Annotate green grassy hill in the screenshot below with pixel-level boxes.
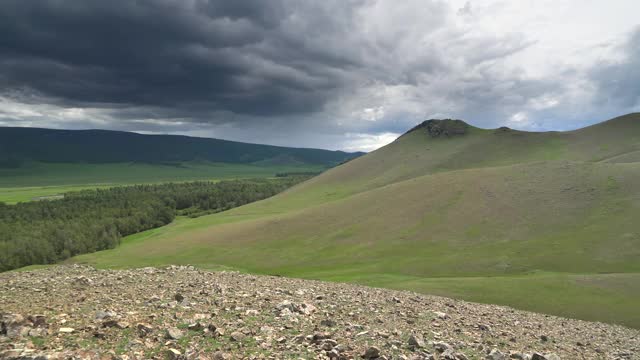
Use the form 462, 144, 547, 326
73, 113, 640, 328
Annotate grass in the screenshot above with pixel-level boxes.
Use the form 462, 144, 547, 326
72, 162, 640, 328
75, 221, 640, 327
59, 113, 640, 328
0, 184, 115, 204
0, 161, 324, 203
329, 272, 640, 329
29, 336, 47, 349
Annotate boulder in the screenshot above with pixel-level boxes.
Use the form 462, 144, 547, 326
1, 314, 28, 338
167, 348, 181, 360
487, 349, 506, 360
408, 334, 425, 349
165, 327, 184, 340
229, 331, 245, 342
212, 352, 228, 360
362, 346, 381, 359
136, 323, 153, 337
531, 354, 560, 360
433, 341, 452, 353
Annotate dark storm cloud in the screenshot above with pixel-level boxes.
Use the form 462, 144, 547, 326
0, 0, 357, 117
589, 28, 640, 109
0, 1, 637, 151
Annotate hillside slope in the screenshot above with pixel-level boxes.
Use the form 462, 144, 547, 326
0, 127, 362, 167
74, 113, 640, 328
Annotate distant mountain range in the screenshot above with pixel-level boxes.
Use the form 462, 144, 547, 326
0, 127, 363, 168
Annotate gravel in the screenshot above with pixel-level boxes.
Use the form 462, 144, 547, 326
1, 265, 638, 359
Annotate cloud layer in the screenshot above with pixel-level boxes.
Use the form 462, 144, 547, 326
0, 0, 638, 151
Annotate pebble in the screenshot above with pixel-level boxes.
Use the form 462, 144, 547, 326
0, 265, 635, 359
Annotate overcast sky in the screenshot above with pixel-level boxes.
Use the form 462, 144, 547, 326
0, 1, 638, 151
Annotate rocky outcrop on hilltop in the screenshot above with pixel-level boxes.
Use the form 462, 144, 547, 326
1, 266, 638, 359
404, 119, 469, 138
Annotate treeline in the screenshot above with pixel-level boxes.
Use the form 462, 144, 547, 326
275, 171, 321, 177
0, 176, 310, 271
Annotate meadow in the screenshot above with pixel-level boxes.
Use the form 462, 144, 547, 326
0, 161, 324, 203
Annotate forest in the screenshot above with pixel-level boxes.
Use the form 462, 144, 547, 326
0, 175, 310, 271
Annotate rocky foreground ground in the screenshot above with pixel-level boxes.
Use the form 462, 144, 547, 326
1, 266, 638, 360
